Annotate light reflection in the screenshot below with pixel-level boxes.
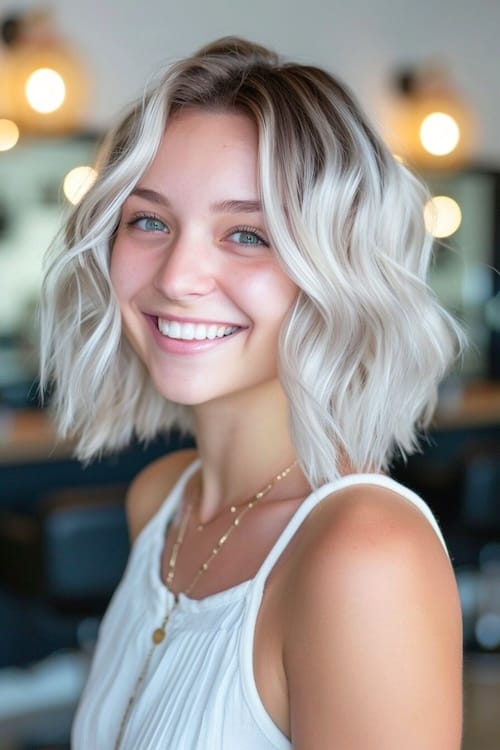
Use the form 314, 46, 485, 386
0, 119, 20, 151
25, 68, 66, 114
63, 165, 98, 205
424, 195, 462, 238
420, 112, 460, 156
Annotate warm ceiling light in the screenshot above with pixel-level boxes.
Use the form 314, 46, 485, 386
0, 10, 87, 133
387, 65, 472, 169
420, 112, 460, 156
63, 165, 98, 205
424, 195, 462, 238
25, 67, 66, 113
0, 118, 19, 150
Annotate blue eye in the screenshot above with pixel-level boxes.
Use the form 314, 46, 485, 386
129, 215, 168, 233
227, 228, 268, 247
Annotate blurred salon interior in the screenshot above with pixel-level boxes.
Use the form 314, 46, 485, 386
0, 2, 499, 748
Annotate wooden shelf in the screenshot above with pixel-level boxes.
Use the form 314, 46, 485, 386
0, 409, 74, 464
435, 381, 500, 430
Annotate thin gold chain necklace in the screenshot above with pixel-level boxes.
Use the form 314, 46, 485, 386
114, 459, 297, 749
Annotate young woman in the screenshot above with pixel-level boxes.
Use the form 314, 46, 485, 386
40, 36, 463, 749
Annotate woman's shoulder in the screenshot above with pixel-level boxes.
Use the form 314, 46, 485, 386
125, 448, 198, 542
292, 480, 453, 600
281, 482, 462, 747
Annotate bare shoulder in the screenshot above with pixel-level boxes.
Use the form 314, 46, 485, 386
125, 448, 198, 542
307, 482, 453, 575
283, 483, 463, 749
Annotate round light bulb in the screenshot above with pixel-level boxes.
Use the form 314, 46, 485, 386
424, 195, 462, 238
25, 68, 66, 114
419, 112, 460, 156
63, 165, 98, 205
0, 119, 20, 151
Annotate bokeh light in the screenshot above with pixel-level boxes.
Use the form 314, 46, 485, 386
0, 119, 20, 151
424, 195, 462, 238
63, 165, 98, 205
25, 68, 66, 114
475, 613, 500, 651
420, 112, 460, 156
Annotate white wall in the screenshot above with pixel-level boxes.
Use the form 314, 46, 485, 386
9, 0, 500, 166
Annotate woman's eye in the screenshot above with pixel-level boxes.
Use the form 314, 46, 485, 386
129, 215, 168, 233
227, 229, 268, 247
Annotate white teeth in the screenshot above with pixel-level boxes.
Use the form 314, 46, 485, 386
180, 323, 195, 340
168, 321, 181, 339
194, 324, 208, 340
157, 319, 239, 341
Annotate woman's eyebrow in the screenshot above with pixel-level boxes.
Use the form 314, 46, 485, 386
129, 187, 169, 206
210, 199, 262, 214
129, 190, 262, 215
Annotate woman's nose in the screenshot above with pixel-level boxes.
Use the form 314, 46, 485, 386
153, 234, 217, 300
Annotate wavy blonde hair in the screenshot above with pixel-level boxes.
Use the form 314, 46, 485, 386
40, 36, 463, 485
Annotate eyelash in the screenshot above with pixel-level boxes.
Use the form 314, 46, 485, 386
228, 226, 269, 246
126, 212, 168, 230
124, 213, 269, 247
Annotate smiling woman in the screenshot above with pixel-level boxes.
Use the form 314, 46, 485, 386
110, 108, 297, 406
39, 37, 464, 750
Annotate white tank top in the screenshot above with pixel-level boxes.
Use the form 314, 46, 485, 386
72, 459, 448, 749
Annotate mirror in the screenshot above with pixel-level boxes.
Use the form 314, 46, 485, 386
0, 134, 99, 399
424, 168, 500, 381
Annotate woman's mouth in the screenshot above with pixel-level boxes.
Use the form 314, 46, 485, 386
156, 318, 240, 341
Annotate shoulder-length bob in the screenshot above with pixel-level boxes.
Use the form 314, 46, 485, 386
40, 36, 463, 486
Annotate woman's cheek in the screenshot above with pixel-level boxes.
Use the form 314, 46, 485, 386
109, 240, 141, 300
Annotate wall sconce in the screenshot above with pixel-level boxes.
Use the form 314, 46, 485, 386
388, 64, 473, 170
0, 8, 88, 144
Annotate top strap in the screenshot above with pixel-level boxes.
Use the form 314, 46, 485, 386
251, 473, 449, 591
150, 457, 202, 533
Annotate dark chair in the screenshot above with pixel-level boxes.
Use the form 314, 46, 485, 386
0, 483, 130, 667
0, 484, 130, 750
0, 430, 193, 666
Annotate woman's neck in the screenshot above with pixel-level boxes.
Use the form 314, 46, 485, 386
189, 379, 308, 523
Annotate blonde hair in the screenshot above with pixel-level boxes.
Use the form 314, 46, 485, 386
40, 36, 463, 485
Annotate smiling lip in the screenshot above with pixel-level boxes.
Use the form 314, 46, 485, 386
145, 314, 243, 354
157, 317, 240, 341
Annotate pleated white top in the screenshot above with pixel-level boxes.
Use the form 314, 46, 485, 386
72, 460, 448, 749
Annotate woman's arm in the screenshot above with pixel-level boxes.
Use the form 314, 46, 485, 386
284, 486, 463, 750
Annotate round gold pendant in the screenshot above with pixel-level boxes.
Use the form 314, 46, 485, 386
152, 627, 165, 644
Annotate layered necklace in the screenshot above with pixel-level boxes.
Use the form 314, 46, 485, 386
114, 459, 298, 749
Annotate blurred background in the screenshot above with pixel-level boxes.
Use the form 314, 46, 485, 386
0, 1, 498, 748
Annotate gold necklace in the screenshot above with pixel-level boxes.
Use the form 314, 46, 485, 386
114, 459, 297, 750
195, 460, 297, 532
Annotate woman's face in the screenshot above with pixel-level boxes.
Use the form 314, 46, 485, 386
111, 108, 298, 407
